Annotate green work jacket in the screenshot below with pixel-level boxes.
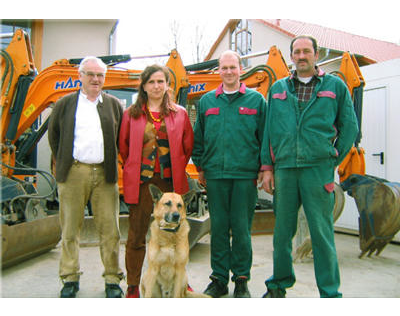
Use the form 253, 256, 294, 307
192, 83, 269, 179
264, 70, 359, 170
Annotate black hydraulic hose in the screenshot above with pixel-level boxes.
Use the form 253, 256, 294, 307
1, 51, 10, 85
240, 65, 277, 91
0, 49, 14, 96
0, 160, 57, 213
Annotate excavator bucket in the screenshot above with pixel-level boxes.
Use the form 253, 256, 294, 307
1, 215, 61, 268
341, 174, 400, 258
1, 175, 61, 269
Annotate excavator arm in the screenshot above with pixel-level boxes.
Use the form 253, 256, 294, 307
1, 29, 36, 142
335, 52, 366, 182
13, 64, 142, 143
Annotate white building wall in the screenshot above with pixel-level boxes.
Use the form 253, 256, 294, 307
41, 19, 117, 69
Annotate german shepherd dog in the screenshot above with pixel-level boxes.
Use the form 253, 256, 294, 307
141, 184, 209, 298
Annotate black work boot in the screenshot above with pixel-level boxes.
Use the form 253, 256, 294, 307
105, 283, 124, 298
203, 276, 228, 298
234, 277, 251, 298
262, 287, 286, 298
60, 281, 79, 298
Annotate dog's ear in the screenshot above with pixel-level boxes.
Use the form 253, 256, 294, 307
182, 189, 195, 207
149, 184, 163, 203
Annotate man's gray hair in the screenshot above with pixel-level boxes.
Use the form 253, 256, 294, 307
78, 56, 107, 73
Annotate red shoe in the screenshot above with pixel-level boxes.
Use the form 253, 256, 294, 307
126, 285, 140, 298
187, 284, 194, 292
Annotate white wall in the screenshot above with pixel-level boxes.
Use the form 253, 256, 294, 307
41, 19, 117, 69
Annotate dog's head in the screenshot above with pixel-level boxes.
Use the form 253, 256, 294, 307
149, 184, 195, 232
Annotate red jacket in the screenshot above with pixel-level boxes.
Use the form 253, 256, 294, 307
119, 104, 194, 204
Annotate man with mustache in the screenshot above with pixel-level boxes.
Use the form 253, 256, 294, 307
261, 35, 358, 298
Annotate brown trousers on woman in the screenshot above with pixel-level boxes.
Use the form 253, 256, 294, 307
125, 174, 173, 286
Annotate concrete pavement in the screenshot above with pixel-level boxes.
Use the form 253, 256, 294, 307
1, 232, 399, 298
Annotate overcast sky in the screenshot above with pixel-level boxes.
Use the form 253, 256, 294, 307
115, 18, 228, 67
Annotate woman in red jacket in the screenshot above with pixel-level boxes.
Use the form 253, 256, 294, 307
119, 64, 194, 298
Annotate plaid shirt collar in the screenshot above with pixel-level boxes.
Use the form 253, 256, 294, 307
289, 66, 325, 81
289, 67, 325, 103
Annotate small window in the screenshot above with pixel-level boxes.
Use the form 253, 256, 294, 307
230, 20, 252, 67
1, 20, 32, 50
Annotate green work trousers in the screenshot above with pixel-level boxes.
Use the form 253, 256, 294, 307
206, 179, 257, 284
265, 161, 342, 298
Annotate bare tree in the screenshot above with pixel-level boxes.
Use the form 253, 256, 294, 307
191, 24, 208, 64
169, 20, 181, 51
162, 19, 214, 65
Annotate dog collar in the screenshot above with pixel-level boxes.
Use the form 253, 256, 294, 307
160, 224, 181, 233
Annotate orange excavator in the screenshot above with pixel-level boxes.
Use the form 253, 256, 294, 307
1, 29, 290, 268
1, 28, 368, 268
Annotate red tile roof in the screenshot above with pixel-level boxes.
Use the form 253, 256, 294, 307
258, 19, 400, 62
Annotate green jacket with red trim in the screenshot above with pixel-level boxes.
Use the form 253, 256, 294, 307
264, 69, 359, 170
192, 83, 269, 179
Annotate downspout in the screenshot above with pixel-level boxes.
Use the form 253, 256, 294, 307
318, 47, 330, 63
109, 20, 119, 55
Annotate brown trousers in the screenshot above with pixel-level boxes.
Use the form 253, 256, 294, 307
125, 174, 173, 286
57, 161, 123, 284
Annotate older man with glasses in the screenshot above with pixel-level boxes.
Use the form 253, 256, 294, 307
48, 56, 124, 298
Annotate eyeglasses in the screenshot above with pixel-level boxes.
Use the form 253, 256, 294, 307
81, 71, 105, 79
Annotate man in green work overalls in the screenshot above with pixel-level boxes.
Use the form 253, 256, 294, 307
192, 50, 270, 298
261, 35, 359, 298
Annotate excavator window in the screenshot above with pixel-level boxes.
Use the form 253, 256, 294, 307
0, 20, 32, 49
104, 89, 138, 110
